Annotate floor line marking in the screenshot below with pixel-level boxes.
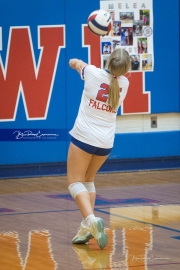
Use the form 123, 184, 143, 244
0, 209, 79, 216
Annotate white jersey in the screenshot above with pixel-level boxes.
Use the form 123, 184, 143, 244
69, 65, 129, 148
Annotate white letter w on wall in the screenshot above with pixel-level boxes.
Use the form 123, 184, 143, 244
0, 26, 65, 121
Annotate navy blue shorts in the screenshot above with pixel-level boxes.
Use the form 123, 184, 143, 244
71, 136, 112, 156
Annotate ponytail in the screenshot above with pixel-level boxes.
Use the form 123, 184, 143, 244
108, 77, 120, 110
107, 48, 130, 110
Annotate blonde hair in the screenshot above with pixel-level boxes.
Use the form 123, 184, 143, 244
107, 48, 130, 110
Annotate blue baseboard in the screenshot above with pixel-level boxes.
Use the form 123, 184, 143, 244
100, 156, 180, 173
0, 156, 180, 179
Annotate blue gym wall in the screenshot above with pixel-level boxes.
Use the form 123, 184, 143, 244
0, 0, 179, 175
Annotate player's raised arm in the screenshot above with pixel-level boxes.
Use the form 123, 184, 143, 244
69, 59, 88, 74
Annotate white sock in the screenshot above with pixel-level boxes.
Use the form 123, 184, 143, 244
85, 214, 96, 227
81, 218, 87, 228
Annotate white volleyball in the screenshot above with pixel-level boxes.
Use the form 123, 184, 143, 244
87, 9, 112, 36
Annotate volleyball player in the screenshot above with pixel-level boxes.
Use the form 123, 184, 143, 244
68, 48, 130, 249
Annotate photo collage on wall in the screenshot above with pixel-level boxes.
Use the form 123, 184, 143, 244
100, 0, 154, 72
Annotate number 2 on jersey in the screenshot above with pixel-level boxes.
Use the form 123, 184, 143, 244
96, 83, 122, 102
96, 83, 109, 102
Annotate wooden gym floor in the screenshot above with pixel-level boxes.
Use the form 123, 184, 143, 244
0, 169, 180, 269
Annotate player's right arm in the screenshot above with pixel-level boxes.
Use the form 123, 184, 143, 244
69, 59, 88, 74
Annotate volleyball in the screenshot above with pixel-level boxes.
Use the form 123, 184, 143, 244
87, 9, 112, 36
